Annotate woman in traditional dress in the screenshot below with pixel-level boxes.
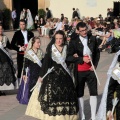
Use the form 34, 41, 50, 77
0, 24, 16, 95
26, 9, 34, 30
20, 11, 25, 20
25, 30, 79, 120
17, 37, 43, 104
96, 50, 120, 120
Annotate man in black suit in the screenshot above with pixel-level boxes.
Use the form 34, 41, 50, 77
11, 19, 34, 85
72, 8, 79, 19
46, 8, 52, 20
66, 22, 100, 120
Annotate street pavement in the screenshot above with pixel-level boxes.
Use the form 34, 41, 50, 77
0, 31, 115, 120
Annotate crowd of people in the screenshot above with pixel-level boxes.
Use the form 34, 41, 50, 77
0, 7, 120, 120
33, 7, 120, 54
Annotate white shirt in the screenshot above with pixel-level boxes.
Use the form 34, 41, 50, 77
35, 15, 39, 21
55, 22, 63, 31
11, 10, 17, 19
21, 30, 28, 44
79, 36, 91, 55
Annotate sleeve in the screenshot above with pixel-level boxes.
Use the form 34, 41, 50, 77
30, 31, 34, 39
66, 40, 84, 64
107, 77, 118, 111
92, 36, 100, 68
6, 38, 11, 49
39, 46, 52, 77
23, 58, 30, 75
11, 32, 20, 52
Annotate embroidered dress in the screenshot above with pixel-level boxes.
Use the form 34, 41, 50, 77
26, 44, 79, 120
17, 48, 43, 104
17, 36, 43, 104
0, 35, 16, 90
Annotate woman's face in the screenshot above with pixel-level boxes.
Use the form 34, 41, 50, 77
33, 39, 41, 49
0, 26, 3, 35
115, 24, 119, 29
55, 34, 64, 46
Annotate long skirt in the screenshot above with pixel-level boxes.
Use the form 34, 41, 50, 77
0, 49, 16, 90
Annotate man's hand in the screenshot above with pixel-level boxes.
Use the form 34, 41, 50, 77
83, 56, 90, 63
21, 46, 26, 51
89, 66, 94, 71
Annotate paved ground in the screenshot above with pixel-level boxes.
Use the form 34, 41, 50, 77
0, 31, 115, 120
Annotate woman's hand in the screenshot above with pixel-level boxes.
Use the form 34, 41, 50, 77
22, 75, 28, 82
107, 111, 113, 120
38, 77, 43, 83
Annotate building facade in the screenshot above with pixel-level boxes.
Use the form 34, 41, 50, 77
0, 0, 116, 20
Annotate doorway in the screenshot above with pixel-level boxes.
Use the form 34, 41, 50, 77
13, 0, 38, 28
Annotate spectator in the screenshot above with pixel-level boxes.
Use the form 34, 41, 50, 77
34, 14, 39, 29
61, 13, 64, 22
46, 8, 52, 20
76, 8, 80, 19
72, 8, 79, 19
41, 18, 54, 38
37, 17, 46, 36
11, 9, 17, 30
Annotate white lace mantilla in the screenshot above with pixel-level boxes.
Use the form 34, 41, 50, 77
0, 35, 9, 48
25, 49, 43, 67
0, 38, 12, 61
52, 44, 71, 76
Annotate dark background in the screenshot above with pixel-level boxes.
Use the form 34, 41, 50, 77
13, 0, 38, 28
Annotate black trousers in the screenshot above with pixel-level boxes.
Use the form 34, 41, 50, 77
76, 71, 98, 97
17, 54, 24, 78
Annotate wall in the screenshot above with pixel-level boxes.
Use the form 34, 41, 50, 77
47, 0, 115, 20
0, 0, 12, 10
1, 0, 116, 20
38, 0, 45, 9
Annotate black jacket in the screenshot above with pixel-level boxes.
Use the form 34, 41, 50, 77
11, 30, 34, 52
72, 11, 79, 18
66, 35, 100, 68
46, 10, 52, 19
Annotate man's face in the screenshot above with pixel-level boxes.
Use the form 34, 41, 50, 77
78, 27, 87, 37
19, 22, 26, 30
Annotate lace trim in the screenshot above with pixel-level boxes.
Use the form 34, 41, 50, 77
24, 49, 43, 64
0, 35, 8, 48
51, 44, 71, 76
39, 69, 78, 116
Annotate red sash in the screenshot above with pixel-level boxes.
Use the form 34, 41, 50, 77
78, 56, 91, 71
